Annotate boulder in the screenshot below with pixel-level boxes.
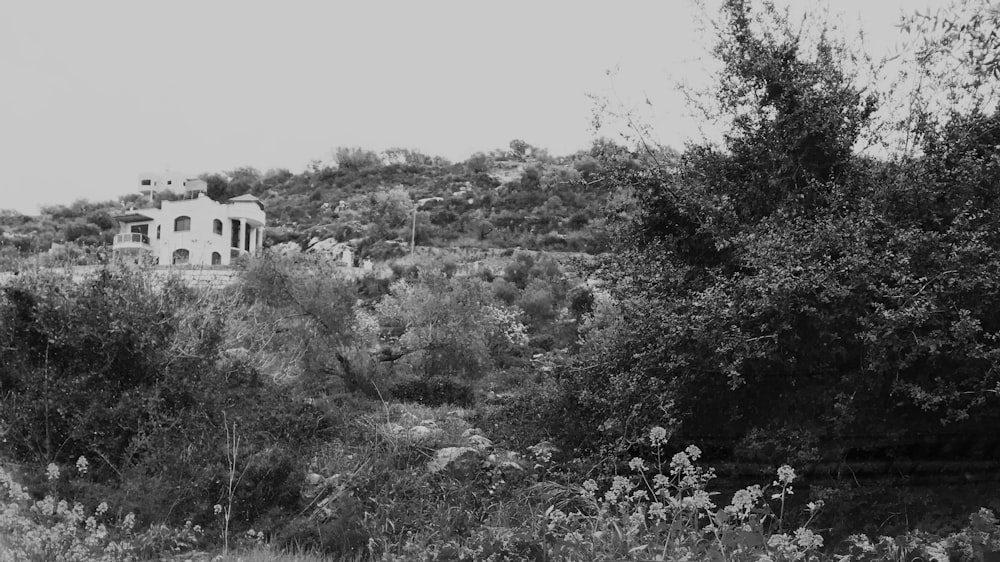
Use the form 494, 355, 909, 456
528, 440, 561, 462
466, 434, 494, 450
428, 447, 483, 479
407, 425, 437, 441
269, 241, 301, 255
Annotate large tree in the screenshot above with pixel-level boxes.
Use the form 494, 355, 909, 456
558, 0, 1000, 468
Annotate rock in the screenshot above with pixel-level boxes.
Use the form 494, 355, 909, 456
488, 451, 529, 481
407, 425, 436, 441
528, 440, 561, 462
428, 447, 483, 479
380, 423, 406, 437
306, 238, 348, 256
269, 241, 301, 255
461, 427, 483, 438
466, 434, 494, 450
304, 472, 324, 486
418, 419, 437, 428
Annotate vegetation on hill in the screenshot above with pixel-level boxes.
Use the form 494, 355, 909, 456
0, 138, 627, 270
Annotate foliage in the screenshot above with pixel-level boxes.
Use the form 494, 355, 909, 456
389, 376, 475, 407
1, 463, 139, 562
375, 269, 527, 380
0, 267, 334, 542
545, 0, 1000, 469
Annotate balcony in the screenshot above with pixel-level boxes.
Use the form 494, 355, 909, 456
113, 232, 152, 250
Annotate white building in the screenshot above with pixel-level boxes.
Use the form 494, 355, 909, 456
112, 179, 265, 266
137, 171, 208, 203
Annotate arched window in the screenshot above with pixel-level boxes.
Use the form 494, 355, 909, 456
174, 216, 191, 231
211, 252, 222, 265
213, 219, 223, 235
172, 249, 190, 265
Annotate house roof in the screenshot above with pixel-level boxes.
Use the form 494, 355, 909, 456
227, 194, 264, 210
112, 212, 155, 223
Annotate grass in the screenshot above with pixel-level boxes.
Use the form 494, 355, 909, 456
215, 544, 335, 561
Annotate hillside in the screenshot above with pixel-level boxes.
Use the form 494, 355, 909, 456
0, 140, 644, 267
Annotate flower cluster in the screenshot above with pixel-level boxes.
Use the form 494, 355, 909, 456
536, 429, 832, 561
1, 465, 136, 562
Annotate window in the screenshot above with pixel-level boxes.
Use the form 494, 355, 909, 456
140, 179, 151, 186
213, 219, 223, 235
172, 249, 190, 265
156, 225, 161, 239
174, 216, 191, 231
167, 180, 172, 185
211, 252, 222, 265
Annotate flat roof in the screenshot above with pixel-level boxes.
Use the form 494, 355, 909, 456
112, 212, 155, 223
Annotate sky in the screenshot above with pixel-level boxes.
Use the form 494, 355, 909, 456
0, 0, 943, 214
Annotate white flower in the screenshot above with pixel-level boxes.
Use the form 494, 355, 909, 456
628, 457, 646, 472
793, 527, 824, 550
776, 465, 796, 485
649, 426, 669, 446
726, 485, 762, 518
45, 463, 60, 481
213, 504, 223, 515
75, 456, 89, 475
649, 501, 667, 520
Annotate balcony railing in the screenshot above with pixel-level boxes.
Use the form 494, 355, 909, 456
114, 232, 151, 246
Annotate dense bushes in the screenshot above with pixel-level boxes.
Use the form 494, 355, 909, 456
0, 266, 334, 539
541, 0, 1000, 470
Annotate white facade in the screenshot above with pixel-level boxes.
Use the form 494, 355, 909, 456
112, 192, 265, 266
138, 172, 207, 201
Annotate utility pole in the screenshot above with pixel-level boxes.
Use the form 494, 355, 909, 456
410, 204, 417, 254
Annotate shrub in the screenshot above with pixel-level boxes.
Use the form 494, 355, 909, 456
389, 377, 475, 407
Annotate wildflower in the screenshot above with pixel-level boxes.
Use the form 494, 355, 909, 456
653, 473, 670, 494
96, 502, 108, 516
630, 489, 649, 502
670, 451, 692, 474
767, 532, 794, 555
793, 527, 824, 550
628, 457, 646, 472
46, 463, 60, 481
582, 479, 598, 494
213, 504, 223, 515
686, 489, 715, 510
649, 501, 667, 520
776, 465, 796, 486
726, 485, 762, 519
75, 456, 89, 475
684, 445, 702, 462
649, 426, 669, 446
122, 512, 136, 532
610, 475, 633, 499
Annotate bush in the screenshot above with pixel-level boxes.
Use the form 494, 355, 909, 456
389, 377, 475, 407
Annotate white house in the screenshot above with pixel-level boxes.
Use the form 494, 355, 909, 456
112, 178, 265, 266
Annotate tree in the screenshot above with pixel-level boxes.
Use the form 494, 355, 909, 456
554, 0, 1000, 463
508, 139, 531, 160
375, 270, 526, 379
